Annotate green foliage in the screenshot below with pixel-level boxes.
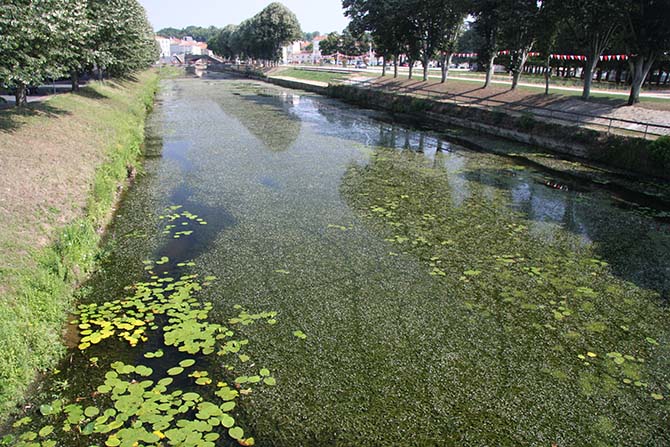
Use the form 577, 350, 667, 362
319, 32, 343, 56
0, 0, 73, 102
209, 24, 238, 59
88, 0, 158, 77
156, 25, 221, 42
319, 29, 372, 57
5, 210, 276, 446
343, 0, 408, 62
0, 0, 157, 104
518, 112, 536, 131
303, 30, 321, 41
216, 2, 302, 62
252, 2, 302, 60
648, 135, 670, 169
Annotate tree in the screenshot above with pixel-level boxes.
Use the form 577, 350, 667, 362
0, 0, 73, 105
211, 24, 238, 59
434, 0, 469, 83
343, 0, 408, 77
405, 0, 443, 81
157, 26, 221, 42
230, 19, 254, 60
0, 0, 156, 106
402, 17, 422, 80
471, 0, 504, 88
341, 28, 371, 58
319, 32, 342, 57
250, 2, 302, 63
534, 0, 564, 94
303, 31, 321, 41
563, 0, 627, 100
58, 0, 95, 91
498, 0, 543, 89
622, 0, 670, 105
156, 27, 184, 38
88, 0, 158, 78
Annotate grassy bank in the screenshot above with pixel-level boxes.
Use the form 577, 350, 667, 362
0, 70, 159, 416
272, 67, 350, 84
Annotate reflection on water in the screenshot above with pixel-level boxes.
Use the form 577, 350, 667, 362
213, 81, 302, 152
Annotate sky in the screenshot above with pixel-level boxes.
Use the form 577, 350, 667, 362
139, 0, 350, 34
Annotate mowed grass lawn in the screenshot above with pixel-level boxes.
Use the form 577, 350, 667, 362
0, 71, 158, 416
272, 67, 351, 84
367, 71, 670, 106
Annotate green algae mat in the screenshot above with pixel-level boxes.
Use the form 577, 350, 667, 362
1, 75, 669, 447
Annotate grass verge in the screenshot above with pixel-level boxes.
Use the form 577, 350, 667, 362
0, 70, 159, 418
273, 67, 350, 84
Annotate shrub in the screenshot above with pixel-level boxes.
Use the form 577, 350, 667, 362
648, 135, 670, 168
518, 113, 536, 131
489, 110, 507, 125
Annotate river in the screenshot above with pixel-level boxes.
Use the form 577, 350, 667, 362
3, 73, 670, 447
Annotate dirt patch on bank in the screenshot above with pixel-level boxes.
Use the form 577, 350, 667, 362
0, 75, 154, 287
359, 77, 670, 136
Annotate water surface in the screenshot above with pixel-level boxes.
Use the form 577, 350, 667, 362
4, 74, 670, 447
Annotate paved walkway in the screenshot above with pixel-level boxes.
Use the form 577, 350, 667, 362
0, 95, 51, 109
1, 81, 88, 109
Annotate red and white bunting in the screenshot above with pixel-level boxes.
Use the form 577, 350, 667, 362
599, 54, 629, 61
548, 54, 629, 61
447, 52, 630, 61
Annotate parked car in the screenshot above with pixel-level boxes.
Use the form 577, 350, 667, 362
355, 61, 368, 69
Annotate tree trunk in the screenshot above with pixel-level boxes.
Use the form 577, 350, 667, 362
71, 71, 79, 92
544, 56, 551, 95
441, 52, 453, 83
14, 82, 27, 107
628, 55, 655, 105
484, 54, 495, 88
382, 56, 386, 77
581, 54, 599, 100
511, 71, 520, 89
422, 54, 429, 81
393, 54, 399, 78
510, 50, 529, 90
408, 60, 414, 80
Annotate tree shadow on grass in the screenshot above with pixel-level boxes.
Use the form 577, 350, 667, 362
73, 88, 109, 100
0, 101, 71, 133
103, 75, 140, 90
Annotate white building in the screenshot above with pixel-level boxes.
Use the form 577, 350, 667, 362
155, 36, 171, 59
169, 36, 208, 57
281, 41, 303, 64
311, 35, 327, 63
